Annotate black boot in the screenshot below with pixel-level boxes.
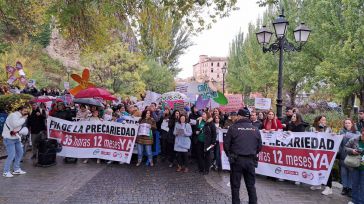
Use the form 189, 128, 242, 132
348, 188, 352, 197
341, 187, 348, 195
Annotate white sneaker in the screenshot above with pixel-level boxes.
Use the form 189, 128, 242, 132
321, 187, 333, 195
106, 160, 113, 165
348, 201, 354, 204
119, 161, 124, 164
12, 169, 26, 175
83, 159, 88, 164
227, 182, 230, 187
310, 185, 322, 190
278, 179, 285, 182
3, 172, 14, 178
295, 181, 301, 185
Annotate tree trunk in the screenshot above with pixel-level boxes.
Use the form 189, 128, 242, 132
287, 81, 298, 108
342, 94, 355, 117
359, 89, 364, 110
358, 75, 364, 110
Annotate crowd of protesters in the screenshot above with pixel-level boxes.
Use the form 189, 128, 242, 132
1, 87, 364, 204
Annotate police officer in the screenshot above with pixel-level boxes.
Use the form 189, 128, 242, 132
224, 109, 262, 204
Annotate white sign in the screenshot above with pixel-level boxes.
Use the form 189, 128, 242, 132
64, 82, 70, 90
254, 98, 271, 110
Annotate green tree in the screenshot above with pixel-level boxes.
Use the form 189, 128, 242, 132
142, 59, 175, 93
82, 43, 147, 97
303, 0, 364, 112
0, 38, 65, 88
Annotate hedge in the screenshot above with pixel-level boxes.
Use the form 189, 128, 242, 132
0, 94, 33, 113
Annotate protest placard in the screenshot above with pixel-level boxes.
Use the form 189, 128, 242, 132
220, 94, 244, 112
254, 98, 271, 110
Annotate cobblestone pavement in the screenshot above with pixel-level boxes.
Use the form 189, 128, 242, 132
205, 170, 350, 204
0, 156, 106, 204
0, 156, 352, 204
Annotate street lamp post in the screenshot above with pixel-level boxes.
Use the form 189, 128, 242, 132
255, 9, 311, 119
66, 67, 71, 82
222, 65, 227, 94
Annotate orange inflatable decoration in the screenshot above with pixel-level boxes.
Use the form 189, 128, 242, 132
69, 68, 95, 96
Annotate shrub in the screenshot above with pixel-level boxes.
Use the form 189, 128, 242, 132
302, 111, 346, 133
0, 94, 33, 113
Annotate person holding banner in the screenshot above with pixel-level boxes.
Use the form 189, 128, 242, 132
136, 110, 156, 167
76, 105, 90, 121
309, 115, 334, 195
262, 110, 283, 132
83, 109, 103, 164
345, 128, 364, 204
195, 111, 216, 175
173, 114, 192, 172
338, 119, 360, 197
224, 109, 262, 204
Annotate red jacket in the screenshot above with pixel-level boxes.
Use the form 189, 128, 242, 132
263, 118, 283, 131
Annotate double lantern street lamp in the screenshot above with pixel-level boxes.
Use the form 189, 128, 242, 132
221, 65, 227, 94
255, 9, 311, 119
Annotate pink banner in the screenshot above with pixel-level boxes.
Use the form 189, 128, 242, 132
219, 94, 244, 112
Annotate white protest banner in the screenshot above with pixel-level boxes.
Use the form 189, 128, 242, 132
120, 116, 140, 125
219, 130, 343, 185
254, 98, 271, 110
220, 94, 244, 112
175, 84, 188, 93
47, 116, 138, 163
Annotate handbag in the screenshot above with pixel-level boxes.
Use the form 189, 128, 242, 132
344, 154, 361, 168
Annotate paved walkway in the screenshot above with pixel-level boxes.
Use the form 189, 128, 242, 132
0, 155, 351, 204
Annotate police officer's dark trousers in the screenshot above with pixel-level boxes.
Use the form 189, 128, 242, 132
230, 156, 257, 204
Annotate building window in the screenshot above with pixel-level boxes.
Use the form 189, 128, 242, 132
217, 62, 220, 67
224, 62, 227, 66
217, 74, 219, 78
211, 62, 213, 66
211, 68, 213, 73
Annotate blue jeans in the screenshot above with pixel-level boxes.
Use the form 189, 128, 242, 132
341, 164, 352, 189
351, 168, 364, 204
137, 144, 152, 162
3, 138, 23, 173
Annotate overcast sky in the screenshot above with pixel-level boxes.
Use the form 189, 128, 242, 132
177, 0, 266, 79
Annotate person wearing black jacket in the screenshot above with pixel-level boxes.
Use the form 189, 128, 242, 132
195, 111, 216, 175
358, 109, 364, 132
28, 103, 47, 159
224, 109, 262, 204
250, 111, 262, 130
287, 113, 306, 132
189, 105, 200, 159
53, 102, 73, 121
167, 110, 180, 167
